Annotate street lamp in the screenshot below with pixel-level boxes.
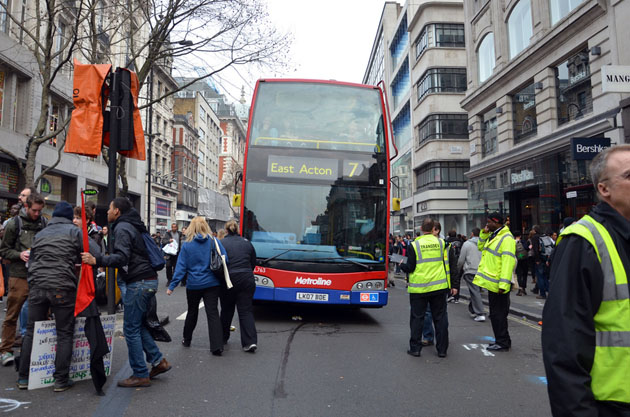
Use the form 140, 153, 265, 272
146, 39, 193, 232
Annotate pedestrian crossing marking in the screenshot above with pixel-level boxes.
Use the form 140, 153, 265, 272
176, 301, 205, 320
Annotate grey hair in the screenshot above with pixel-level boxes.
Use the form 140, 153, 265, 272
590, 145, 630, 195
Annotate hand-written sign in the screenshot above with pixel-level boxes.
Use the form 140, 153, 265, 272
27, 315, 115, 390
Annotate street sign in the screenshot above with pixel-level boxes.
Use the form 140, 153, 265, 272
566, 191, 577, 199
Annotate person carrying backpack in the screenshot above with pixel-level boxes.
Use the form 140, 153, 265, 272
81, 197, 171, 388
513, 231, 530, 296
531, 225, 554, 299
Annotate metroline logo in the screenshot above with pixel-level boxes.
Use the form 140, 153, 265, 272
295, 277, 332, 286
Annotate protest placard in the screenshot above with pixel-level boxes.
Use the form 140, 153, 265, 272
27, 315, 115, 390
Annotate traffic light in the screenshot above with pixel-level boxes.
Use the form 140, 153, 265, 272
392, 198, 400, 211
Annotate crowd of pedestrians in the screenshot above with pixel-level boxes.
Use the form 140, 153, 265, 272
0, 192, 258, 392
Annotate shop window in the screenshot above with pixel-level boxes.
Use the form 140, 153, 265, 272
417, 68, 466, 101
415, 161, 470, 191
417, 114, 468, 145
550, 0, 583, 25
477, 33, 495, 83
481, 108, 497, 157
512, 82, 537, 142
556, 48, 592, 125
508, 0, 533, 59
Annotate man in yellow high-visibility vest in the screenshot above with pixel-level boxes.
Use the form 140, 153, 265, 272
543, 144, 630, 416
400, 218, 456, 358
473, 212, 516, 352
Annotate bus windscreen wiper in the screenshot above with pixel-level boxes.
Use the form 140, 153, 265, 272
300, 257, 370, 269
259, 249, 329, 265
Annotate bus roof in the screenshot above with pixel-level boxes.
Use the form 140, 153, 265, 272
256, 78, 379, 90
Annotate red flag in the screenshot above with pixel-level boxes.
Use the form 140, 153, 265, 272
75, 189, 96, 316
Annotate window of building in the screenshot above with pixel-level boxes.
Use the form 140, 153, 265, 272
0, 0, 9, 33
392, 102, 411, 149
417, 114, 468, 145
556, 47, 592, 125
434, 24, 465, 47
391, 58, 409, 109
508, 0, 533, 59
550, 0, 583, 25
0, 70, 4, 126
478, 33, 495, 83
415, 26, 429, 59
48, 98, 65, 147
200, 106, 206, 121
392, 152, 412, 200
390, 15, 408, 70
481, 108, 497, 157
415, 161, 470, 191
512, 82, 537, 142
417, 68, 467, 101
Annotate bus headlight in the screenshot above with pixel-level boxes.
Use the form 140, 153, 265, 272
254, 275, 274, 288
351, 280, 385, 291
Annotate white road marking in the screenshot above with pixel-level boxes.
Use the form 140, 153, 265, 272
461, 343, 495, 357
176, 301, 205, 320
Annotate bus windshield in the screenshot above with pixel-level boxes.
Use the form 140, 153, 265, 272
249, 81, 385, 153
243, 180, 387, 264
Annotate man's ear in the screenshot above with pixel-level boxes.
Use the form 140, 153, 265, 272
597, 182, 610, 199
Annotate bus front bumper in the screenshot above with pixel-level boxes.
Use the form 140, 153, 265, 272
254, 287, 388, 306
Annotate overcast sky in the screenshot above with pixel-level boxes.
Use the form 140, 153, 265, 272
213, 0, 389, 104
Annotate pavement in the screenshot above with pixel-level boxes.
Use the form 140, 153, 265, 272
390, 272, 545, 323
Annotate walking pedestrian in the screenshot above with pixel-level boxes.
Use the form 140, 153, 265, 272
81, 197, 171, 387
457, 227, 484, 321
0, 192, 47, 366
446, 229, 463, 303
17, 201, 92, 392
219, 220, 258, 353
531, 225, 552, 299
513, 231, 530, 296
400, 218, 455, 358
473, 212, 516, 352
542, 145, 630, 416
161, 223, 182, 287
166, 217, 228, 356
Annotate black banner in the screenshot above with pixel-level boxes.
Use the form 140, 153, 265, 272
571, 137, 611, 160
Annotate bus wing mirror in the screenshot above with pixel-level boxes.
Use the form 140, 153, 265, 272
232, 194, 242, 207
392, 198, 400, 211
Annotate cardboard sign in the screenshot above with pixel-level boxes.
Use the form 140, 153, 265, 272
27, 315, 115, 390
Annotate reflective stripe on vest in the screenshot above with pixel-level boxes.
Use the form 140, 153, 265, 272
559, 215, 630, 404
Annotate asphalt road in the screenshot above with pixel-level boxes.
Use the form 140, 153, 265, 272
0, 273, 551, 416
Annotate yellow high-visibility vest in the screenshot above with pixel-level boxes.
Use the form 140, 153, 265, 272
407, 234, 449, 294
473, 226, 516, 293
558, 215, 630, 404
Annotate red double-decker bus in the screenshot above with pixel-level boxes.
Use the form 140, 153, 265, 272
236, 79, 394, 307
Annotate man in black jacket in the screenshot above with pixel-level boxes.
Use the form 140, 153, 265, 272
17, 201, 88, 392
82, 197, 171, 388
542, 145, 630, 416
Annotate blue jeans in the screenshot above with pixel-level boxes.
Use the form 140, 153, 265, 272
19, 300, 28, 337
535, 263, 549, 298
123, 279, 162, 378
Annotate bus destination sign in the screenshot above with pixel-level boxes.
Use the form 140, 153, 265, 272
268, 155, 338, 180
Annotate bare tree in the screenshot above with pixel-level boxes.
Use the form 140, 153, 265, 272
0, 0, 291, 190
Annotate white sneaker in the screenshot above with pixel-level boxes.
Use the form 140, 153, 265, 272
243, 344, 257, 353
1, 352, 14, 366
474, 315, 486, 322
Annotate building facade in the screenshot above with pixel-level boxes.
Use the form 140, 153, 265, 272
172, 114, 199, 228
462, 0, 630, 234
364, 0, 469, 237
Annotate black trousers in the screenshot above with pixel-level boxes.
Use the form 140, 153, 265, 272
488, 290, 511, 348
409, 291, 448, 354
165, 254, 179, 284
18, 287, 76, 384
516, 260, 529, 289
183, 286, 223, 352
220, 276, 257, 347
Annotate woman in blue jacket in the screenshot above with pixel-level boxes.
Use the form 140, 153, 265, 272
166, 217, 228, 355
